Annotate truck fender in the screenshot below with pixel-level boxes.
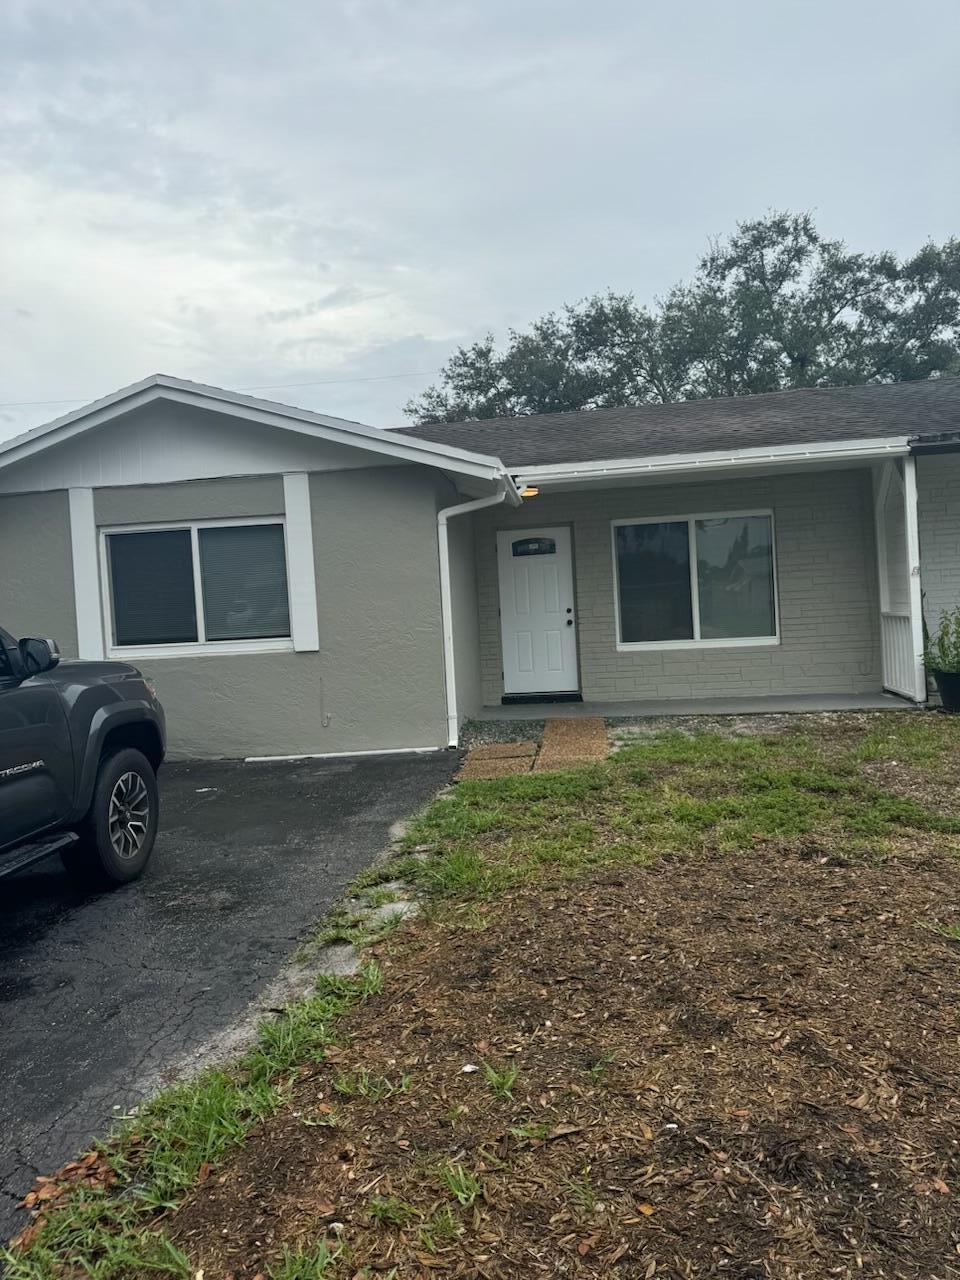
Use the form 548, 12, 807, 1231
73, 702, 165, 819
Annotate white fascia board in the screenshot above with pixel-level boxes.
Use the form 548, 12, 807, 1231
0, 374, 517, 493
513, 436, 911, 487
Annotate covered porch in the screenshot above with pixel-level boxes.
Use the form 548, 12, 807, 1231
473, 690, 916, 721
444, 443, 927, 737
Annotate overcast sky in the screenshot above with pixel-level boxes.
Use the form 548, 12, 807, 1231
1, 0, 957, 441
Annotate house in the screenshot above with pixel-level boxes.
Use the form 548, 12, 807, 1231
0, 374, 958, 759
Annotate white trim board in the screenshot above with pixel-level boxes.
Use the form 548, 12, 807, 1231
68, 487, 104, 660
244, 746, 445, 762
282, 472, 320, 652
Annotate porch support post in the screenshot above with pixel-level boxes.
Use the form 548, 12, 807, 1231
902, 455, 927, 702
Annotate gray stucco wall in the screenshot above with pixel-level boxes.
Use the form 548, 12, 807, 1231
917, 452, 960, 635
116, 467, 448, 758
307, 465, 448, 753
474, 467, 882, 704
0, 490, 78, 658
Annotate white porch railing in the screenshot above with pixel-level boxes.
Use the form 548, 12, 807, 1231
880, 612, 918, 699
874, 458, 925, 702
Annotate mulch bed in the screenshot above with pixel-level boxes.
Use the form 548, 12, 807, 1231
167, 839, 960, 1279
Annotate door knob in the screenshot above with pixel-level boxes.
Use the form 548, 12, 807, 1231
566, 619, 574, 626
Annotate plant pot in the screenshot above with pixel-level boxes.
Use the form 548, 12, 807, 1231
932, 669, 960, 713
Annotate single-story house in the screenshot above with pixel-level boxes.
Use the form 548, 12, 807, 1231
1, 374, 958, 759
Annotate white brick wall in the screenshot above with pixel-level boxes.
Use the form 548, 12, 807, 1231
473, 468, 882, 705
917, 453, 960, 635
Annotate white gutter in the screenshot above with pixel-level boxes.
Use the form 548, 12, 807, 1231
514, 435, 911, 489
437, 478, 520, 747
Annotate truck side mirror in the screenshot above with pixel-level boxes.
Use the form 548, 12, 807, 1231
18, 637, 61, 677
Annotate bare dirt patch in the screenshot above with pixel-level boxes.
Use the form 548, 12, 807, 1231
167, 841, 960, 1279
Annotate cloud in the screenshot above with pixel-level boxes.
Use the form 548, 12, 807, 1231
0, 0, 957, 437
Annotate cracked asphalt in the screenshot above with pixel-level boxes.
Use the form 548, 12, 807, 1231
0, 751, 456, 1241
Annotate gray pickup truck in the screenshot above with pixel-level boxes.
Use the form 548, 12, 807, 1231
0, 624, 166, 885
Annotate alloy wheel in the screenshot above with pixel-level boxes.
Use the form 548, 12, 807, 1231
107, 771, 150, 860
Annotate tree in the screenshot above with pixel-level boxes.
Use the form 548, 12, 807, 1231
405, 213, 960, 424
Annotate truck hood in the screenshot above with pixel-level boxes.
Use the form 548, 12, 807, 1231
48, 659, 144, 687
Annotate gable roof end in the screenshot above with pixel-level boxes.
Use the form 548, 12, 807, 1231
0, 374, 520, 499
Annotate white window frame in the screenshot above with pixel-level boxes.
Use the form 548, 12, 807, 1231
99, 516, 296, 659
611, 508, 781, 651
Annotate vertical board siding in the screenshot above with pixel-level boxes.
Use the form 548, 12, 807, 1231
880, 613, 914, 697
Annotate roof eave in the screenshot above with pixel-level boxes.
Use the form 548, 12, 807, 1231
512, 435, 911, 488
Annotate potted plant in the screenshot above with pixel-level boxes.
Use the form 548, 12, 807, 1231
925, 606, 960, 713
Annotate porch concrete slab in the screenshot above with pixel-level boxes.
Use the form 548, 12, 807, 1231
478, 692, 916, 721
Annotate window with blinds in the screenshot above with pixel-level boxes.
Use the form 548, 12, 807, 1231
105, 521, 290, 648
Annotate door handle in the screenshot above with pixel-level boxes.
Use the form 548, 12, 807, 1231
566, 619, 574, 627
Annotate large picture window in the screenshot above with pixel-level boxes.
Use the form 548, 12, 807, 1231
103, 519, 291, 653
613, 511, 778, 648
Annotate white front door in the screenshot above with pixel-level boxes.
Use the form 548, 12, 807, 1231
496, 526, 579, 695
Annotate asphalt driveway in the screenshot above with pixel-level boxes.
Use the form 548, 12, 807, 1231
0, 750, 456, 1241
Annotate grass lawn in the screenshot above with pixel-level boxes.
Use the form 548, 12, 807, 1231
8, 712, 960, 1279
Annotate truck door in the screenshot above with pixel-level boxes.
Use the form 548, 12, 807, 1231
0, 632, 74, 849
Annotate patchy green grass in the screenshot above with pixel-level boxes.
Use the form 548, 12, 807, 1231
2, 964, 383, 1279
417, 1204, 461, 1252
481, 1059, 519, 1100
563, 1169, 598, 1221
269, 1240, 341, 1280
1, 1197, 191, 1280
11, 712, 960, 1279
393, 724, 960, 908
367, 1195, 420, 1229
332, 1069, 411, 1101
435, 1161, 482, 1208
853, 714, 960, 765
585, 1049, 617, 1081
508, 1121, 552, 1141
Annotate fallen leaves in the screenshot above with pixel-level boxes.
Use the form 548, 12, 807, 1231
12, 1149, 118, 1248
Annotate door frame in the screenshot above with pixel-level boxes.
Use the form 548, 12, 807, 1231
495, 523, 581, 697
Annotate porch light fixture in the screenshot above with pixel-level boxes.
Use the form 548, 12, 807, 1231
520, 485, 540, 498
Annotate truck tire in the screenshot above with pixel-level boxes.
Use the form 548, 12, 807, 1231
61, 748, 160, 886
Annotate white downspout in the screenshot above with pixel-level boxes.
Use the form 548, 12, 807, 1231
437, 480, 516, 748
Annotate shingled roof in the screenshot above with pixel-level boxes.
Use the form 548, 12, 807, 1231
392, 377, 960, 469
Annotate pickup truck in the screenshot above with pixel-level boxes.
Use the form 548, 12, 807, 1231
0, 624, 165, 885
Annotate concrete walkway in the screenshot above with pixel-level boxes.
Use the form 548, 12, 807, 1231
480, 691, 915, 721
458, 718, 609, 779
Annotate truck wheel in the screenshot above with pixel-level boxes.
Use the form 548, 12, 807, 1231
61, 748, 160, 886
